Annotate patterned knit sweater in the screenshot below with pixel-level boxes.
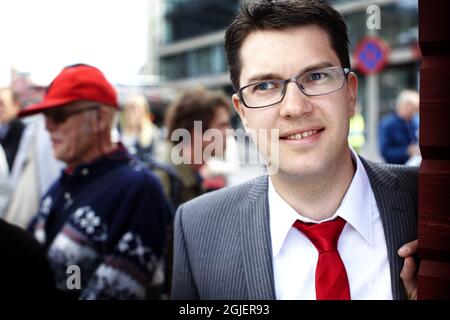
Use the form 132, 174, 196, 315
28, 146, 170, 299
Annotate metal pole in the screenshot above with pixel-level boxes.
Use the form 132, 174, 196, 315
363, 25, 382, 161
365, 73, 381, 161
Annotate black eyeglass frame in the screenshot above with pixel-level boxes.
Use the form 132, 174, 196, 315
237, 66, 351, 109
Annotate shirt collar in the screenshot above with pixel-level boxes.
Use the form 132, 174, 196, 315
62, 143, 129, 177
337, 148, 374, 246
269, 148, 375, 258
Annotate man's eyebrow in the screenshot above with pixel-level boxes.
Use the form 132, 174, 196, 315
245, 62, 336, 84
246, 73, 283, 83
299, 62, 335, 75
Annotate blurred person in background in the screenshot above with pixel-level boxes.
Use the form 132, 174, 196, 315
200, 133, 239, 189
348, 103, 365, 154
379, 90, 420, 164
157, 88, 232, 207
0, 90, 59, 298
120, 94, 162, 162
0, 218, 57, 299
19, 64, 170, 299
0, 88, 62, 227
0, 88, 25, 173
0, 88, 25, 214
154, 88, 231, 298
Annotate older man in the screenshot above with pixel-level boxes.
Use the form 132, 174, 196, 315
19, 64, 170, 299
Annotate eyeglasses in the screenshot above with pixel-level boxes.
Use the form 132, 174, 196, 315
238, 66, 350, 109
43, 105, 100, 124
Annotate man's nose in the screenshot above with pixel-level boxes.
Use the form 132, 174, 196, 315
278, 81, 313, 118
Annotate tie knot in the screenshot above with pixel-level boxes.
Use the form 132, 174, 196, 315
293, 217, 347, 253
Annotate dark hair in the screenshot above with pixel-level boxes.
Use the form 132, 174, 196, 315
224, 0, 350, 91
165, 88, 230, 141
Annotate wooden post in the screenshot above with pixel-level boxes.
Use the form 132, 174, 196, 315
418, 0, 450, 300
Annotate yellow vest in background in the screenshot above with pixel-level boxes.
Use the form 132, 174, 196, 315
349, 113, 365, 153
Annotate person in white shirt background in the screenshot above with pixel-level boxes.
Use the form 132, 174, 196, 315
0, 87, 62, 226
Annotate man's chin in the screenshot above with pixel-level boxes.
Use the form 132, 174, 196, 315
276, 161, 323, 179
53, 150, 67, 163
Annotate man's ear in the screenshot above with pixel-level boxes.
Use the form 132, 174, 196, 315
232, 93, 248, 129
94, 107, 111, 132
347, 72, 358, 117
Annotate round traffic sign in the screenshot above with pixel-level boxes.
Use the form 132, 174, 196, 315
354, 37, 390, 75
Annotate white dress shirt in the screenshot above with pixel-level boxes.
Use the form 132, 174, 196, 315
269, 150, 393, 300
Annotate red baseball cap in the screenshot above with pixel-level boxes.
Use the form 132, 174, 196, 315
18, 64, 118, 117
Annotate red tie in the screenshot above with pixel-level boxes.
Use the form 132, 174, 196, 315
293, 217, 351, 300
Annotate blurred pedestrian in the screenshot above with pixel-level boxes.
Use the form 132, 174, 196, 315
0, 87, 62, 227
157, 88, 232, 206
0, 88, 24, 172
0, 218, 57, 299
0, 87, 25, 214
19, 64, 170, 299
2, 115, 63, 227
154, 88, 231, 298
348, 103, 365, 153
200, 133, 239, 189
379, 90, 420, 164
120, 94, 162, 162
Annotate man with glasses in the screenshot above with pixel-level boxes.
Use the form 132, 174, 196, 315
18, 64, 170, 299
172, 0, 418, 300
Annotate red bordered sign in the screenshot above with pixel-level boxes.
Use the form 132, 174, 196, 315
353, 36, 390, 75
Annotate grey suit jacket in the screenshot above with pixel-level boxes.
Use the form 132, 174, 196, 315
171, 157, 418, 300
